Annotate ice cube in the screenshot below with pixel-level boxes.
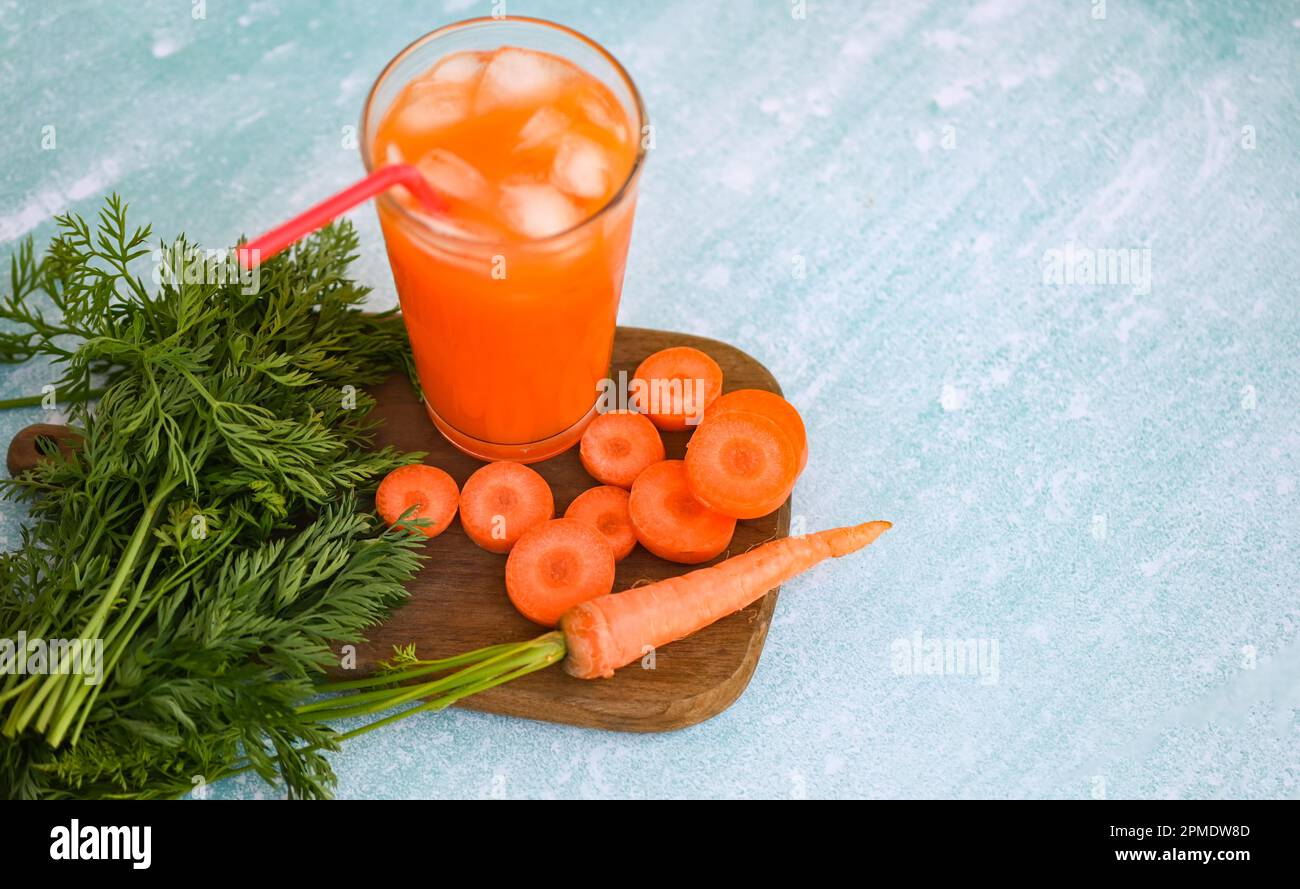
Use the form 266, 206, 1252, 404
416, 148, 488, 201
578, 92, 628, 143
385, 143, 405, 166
427, 215, 499, 242
429, 51, 486, 85
516, 106, 570, 151
500, 183, 582, 238
396, 83, 469, 133
476, 47, 572, 111
550, 136, 610, 199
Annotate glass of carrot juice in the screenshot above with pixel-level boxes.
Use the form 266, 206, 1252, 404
361, 17, 647, 463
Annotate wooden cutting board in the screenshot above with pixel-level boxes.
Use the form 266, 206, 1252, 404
344, 326, 791, 732
5, 327, 791, 733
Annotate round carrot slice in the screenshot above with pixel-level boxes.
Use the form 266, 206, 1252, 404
628, 460, 736, 564
459, 461, 554, 554
705, 388, 808, 473
506, 518, 616, 627
374, 464, 459, 539
565, 485, 637, 561
579, 410, 665, 488
685, 411, 798, 519
631, 346, 723, 432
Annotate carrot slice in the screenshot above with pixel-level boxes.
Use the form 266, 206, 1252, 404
565, 485, 637, 561
506, 518, 616, 627
631, 346, 723, 432
579, 410, 665, 488
374, 464, 459, 539
459, 461, 554, 554
628, 460, 736, 564
706, 388, 808, 473
685, 410, 798, 519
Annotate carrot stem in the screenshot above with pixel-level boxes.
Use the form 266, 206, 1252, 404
332, 645, 564, 742
312, 641, 524, 693
298, 633, 564, 721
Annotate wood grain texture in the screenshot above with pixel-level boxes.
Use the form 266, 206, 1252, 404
338, 326, 791, 732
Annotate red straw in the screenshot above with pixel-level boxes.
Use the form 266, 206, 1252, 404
236, 163, 443, 269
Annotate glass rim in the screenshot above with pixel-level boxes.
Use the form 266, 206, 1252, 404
360, 15, 648, 248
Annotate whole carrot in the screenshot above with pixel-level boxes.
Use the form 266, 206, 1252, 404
561, 520, 891, 679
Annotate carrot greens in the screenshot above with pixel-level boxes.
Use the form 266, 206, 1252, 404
0, 197, 425, 799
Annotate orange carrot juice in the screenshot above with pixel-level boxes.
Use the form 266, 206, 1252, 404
364, 21, 645, 462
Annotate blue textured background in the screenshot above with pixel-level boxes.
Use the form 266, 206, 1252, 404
2, 0, 1297, 799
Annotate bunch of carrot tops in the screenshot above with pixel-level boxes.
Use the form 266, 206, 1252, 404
0, 198, 435, 799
